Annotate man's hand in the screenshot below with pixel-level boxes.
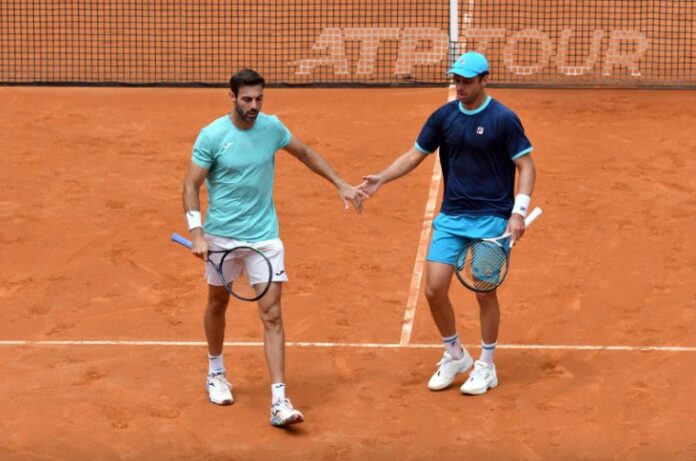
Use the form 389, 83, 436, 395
506, 214, 526, 246
337, 182, 368, 213
356, 174, 384, 197
190, 229, 209, 261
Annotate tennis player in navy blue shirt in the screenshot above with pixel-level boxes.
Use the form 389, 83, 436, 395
358, 52, 536, 395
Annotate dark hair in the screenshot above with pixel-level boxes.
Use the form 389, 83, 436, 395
229, 69, 266, 95
478, 71, 490, 81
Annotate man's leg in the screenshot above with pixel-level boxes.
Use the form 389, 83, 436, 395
424, 261, 457, 337
256, 282, 285, 383
205, 285, 230, 356
257, 282, 304, 426
476, 290, 500, 347
424, 262, 473, 390
204, 285, 234, 405
460, 290, 500, 395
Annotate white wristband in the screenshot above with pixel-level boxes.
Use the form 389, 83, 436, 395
512, 194, 531, 217
185, 210, 202, 230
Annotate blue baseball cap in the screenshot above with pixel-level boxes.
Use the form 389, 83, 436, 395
448, 52, 489, 78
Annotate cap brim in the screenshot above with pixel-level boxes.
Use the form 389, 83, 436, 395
448, 67, 479, 78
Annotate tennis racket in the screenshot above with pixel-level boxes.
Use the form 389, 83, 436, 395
454, 207, 543, 293
171, 232, 273, 302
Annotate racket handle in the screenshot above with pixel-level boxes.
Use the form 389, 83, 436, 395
510, 207, 542, 248
171, 232, 193, 249
524, 207, 543, 227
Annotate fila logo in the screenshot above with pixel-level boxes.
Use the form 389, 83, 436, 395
477, 127, 485, 135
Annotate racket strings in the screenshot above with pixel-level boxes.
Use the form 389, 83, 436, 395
219, 248, 272, 301
245, 251, 273, 286
456, 241, 509, 292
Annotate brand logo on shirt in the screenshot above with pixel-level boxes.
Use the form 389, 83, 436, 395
476, 127, 485, 135
223, 142, 234, 150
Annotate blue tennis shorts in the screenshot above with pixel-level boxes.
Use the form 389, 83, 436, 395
427, 213, 508, 265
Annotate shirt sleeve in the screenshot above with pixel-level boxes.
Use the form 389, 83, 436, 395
503, 112, 533, 160
414, 110, 443, 154
271, 116, 292, 149
191, 130, 214, 169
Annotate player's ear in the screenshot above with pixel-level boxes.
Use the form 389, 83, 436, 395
228, 90, 236, 102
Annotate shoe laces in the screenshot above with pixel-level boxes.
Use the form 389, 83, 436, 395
273, 398, 293, 409
435, 352, 453, 367
209, 372, 230, 387
272, 399, 296, 417
437, 351, 468, 368
470, 361, 491, 377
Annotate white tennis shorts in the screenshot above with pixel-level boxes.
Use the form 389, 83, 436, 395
204, 233, 288, 286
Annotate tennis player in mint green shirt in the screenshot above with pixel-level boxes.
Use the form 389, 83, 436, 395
191, 111, 289, 242
182, 68, 365, 427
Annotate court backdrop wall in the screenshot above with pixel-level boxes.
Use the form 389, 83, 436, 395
1, 0, 694, 88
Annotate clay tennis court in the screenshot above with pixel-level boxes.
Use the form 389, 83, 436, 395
1, 84, 695, 459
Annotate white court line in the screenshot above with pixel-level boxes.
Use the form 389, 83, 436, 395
0, 340, 694, 352
401, 0, 474, 343
401, 0, 477, 345
399, 85, 456, 346
399, 158, 441, 345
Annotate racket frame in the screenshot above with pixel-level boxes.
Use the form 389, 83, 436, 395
171, 232, 273, 302
453, 207, 542, 292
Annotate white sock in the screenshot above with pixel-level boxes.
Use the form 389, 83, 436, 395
208, 353, 225, 376
480, 341, 497, 364
443, 333, 464, 360
271, 383, 286, 404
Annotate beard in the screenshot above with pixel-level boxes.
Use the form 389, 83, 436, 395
235, 105, 259, 123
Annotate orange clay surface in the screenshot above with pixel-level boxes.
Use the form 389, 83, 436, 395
1, 86, 695, 460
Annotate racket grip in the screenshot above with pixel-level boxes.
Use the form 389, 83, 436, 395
171, 232, 193, 249
524, 207, 543, 227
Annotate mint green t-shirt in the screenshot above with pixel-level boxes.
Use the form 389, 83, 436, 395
191, 113, 292, 242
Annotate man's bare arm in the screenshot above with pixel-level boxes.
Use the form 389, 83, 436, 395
182, 162, 209, 259
283, 136, 366, 212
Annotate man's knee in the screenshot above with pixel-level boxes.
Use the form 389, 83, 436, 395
260, 307, 283, 330
476, 290, 498, 305
207, 288, 229, 315
425, 283, 448, 303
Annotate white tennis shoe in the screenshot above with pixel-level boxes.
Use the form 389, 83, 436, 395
427, 349, 474, 391
270, 399, 304, 427
460, 360, 498, 395
206, 372, 234, 405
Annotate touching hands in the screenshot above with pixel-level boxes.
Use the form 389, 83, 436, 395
356, 174, 383, 197
337, 182, 368, 213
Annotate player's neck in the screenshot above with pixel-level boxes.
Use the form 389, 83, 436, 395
229, 111, 255, 130
461, 91, 488, 111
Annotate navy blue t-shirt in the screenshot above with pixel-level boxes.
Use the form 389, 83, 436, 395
415, 96, 533, 218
